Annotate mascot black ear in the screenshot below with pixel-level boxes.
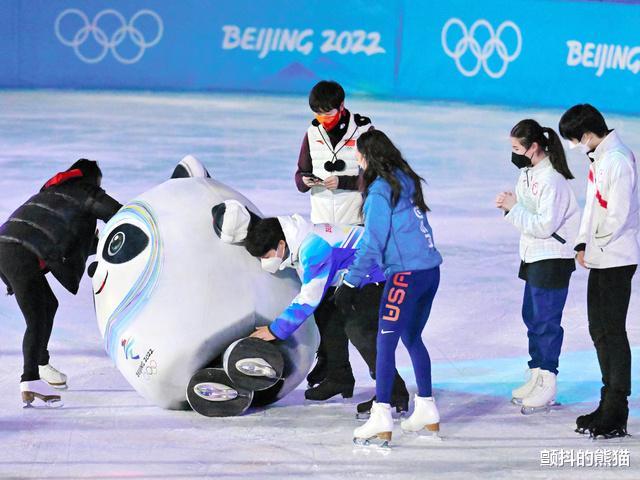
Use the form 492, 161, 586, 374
212, 200, 262, 244
171, 155, 211, 179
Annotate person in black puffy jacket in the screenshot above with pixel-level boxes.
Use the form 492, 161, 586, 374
0, 159, 121, 406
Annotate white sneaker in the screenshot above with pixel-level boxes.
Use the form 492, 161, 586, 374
353, 402, 393, 447
20, 380, 63, 408
511, 367, 540, 404
401, 394, 440, 434
39, 363, 68, 389
521, 370, 557, 414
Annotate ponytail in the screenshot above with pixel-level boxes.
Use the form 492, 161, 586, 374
511, 119, 574, 180
542, 127, 574, 180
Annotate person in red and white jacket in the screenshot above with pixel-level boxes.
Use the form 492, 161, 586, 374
294, 80, 373, 225
559, 104, 639, 439
496, 119, 580, 416
293, 80, 374, 390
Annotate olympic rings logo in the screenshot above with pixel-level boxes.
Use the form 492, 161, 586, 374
142, 360, 158, 380
54, 9, 163, 64
441, 18, 522, 79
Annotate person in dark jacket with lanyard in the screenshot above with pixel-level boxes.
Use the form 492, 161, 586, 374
0, 159, 121, 407
334, 130, 443, 447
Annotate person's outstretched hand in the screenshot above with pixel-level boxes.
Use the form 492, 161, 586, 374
250, 326, 276, 341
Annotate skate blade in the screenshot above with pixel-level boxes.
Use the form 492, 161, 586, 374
511, 397, 523, 406
401, 423, 442, 441
590, 431, 631, 441
520, 401, 560, 415
235, 358, 277, 379
23, 396, 63, 409
304, 397, 352, 406
47, 382, 68, 390
353, 434, 391, 450
351, 443, 392, 457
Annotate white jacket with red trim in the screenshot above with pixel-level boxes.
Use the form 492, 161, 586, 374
307, 114, 369, 225
577, 131, 640, 268
505, 157, 581, 263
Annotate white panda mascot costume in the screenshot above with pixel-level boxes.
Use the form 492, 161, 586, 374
90, 155, 319, 416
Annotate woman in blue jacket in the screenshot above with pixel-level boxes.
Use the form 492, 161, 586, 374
334, 130, 443, 446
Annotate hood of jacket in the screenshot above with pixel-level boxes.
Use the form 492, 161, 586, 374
41, 159, 102, 191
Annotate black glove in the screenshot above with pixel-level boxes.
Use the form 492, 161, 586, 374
0, 272, 13, 296
333, 282, 358, 314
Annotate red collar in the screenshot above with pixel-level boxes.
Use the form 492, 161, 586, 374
42, 169, 83, 190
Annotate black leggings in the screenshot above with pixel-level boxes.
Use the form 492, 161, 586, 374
587, 265, 637, 398
0, 243, 58, 382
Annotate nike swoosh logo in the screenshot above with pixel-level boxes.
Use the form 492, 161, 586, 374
381, 329, 395, 334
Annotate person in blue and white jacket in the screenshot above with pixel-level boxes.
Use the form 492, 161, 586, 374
496, 119, 580, 414
244, 213, 408, 412
334, 130, 443, 446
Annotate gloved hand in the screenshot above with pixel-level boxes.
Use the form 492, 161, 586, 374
333, 281, 358, 314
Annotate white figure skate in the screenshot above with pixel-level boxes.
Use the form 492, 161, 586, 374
39, 364, 68, 390
521, 370, 559, 415
21, 380, 63, 408
511, 367, 540, 405
401, 395, 441, 440
353, 402, 393, 448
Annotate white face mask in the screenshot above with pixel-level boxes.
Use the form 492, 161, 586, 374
568, 135, 591, 154
260, 243, 284, 274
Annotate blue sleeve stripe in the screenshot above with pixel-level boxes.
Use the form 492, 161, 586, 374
340, 227, 357, 248
347, 228, 365, 250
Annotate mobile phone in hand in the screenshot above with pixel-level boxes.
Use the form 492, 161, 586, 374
301, 172, 323, 183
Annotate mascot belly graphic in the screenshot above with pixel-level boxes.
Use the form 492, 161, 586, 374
91, 156, 319, 416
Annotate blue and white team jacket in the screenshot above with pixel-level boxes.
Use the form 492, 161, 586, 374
268, 214, 384, 340
344, 169, 442, 287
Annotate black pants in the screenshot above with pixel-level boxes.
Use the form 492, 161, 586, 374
318, 283, 403, 386
587, 265, 637, 398
0, 243, 58, 382
313, 287, 351, 377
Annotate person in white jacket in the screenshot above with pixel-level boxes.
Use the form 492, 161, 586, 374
496, 119, 580, 415
293, 80, 374, 391
559, 104, 639, 439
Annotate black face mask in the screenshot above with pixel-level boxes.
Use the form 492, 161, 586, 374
511, 147, 532, 169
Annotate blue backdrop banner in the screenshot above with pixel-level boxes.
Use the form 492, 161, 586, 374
1, 0, 639, 113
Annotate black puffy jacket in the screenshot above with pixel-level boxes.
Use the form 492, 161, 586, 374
0, 167, 121, 294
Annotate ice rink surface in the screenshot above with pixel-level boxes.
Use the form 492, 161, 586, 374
0, 90, 639, 479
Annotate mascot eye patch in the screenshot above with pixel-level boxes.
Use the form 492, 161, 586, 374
102, 224, 149, 264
